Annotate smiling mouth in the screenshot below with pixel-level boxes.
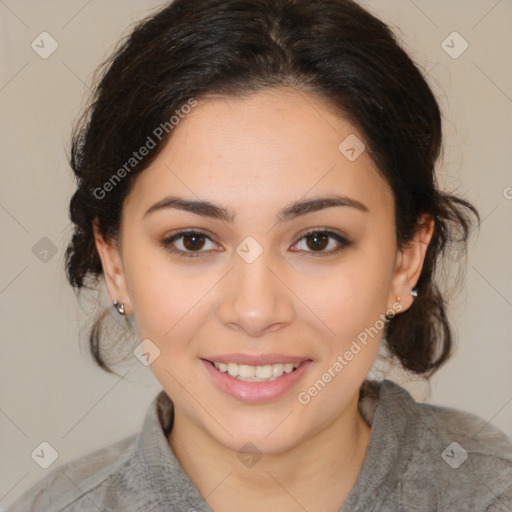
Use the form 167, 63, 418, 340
207, 360, 303, 382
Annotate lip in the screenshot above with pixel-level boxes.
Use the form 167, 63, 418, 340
200, 357, 313, 404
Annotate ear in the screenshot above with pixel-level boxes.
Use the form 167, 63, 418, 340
93, 218, 132, 315
388, 213, 435, 313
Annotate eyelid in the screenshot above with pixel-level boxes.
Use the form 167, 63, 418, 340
163, 227, 217, 241
295, 226, 349, 242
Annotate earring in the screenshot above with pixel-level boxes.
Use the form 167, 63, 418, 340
410, 288, 418, 297
113, 301, 125, 315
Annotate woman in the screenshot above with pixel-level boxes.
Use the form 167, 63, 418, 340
8, 0, 512, 510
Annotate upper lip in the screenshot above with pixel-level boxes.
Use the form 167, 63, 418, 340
203, 354, 311, 366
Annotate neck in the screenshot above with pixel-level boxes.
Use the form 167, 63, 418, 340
168, 391, 372, 512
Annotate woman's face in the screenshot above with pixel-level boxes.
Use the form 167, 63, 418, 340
95, 86, 429, 454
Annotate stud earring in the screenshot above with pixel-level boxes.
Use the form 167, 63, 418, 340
410, 288, 418, 297
113, 301, 125, 315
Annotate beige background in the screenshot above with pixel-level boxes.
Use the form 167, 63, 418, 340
1, 0, 511, 507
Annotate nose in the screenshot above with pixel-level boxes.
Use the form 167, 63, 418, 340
216, 248, 295, 337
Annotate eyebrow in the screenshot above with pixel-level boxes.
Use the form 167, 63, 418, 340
143, 194, 369, 223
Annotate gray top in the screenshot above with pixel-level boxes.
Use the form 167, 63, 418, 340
6, 379, 512, 511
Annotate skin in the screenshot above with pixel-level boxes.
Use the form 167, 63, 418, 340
94, 86, 434, 511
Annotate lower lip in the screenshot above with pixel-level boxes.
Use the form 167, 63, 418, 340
200, 359, 312, 404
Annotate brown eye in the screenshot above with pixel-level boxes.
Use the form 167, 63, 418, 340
305, 232, 329, 251
292, 230, 352, 256
162, 230, 218, 258
182, 233, 206, 251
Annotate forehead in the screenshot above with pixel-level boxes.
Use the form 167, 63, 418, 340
124, 87, 394, 222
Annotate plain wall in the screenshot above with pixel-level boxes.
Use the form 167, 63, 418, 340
1, 0, 511, 507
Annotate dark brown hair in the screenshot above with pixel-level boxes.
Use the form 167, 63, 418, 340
65, 0, 480, 377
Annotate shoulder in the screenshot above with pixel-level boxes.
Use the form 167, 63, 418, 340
379, 380, 512, 511
5, 433, 140, 512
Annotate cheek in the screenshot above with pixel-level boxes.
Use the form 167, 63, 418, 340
302, 256, 391, 349
122, 243, 202, 341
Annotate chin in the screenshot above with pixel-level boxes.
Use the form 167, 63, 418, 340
211, 416, 308, 455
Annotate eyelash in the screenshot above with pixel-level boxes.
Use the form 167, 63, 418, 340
161, 228, 353, 259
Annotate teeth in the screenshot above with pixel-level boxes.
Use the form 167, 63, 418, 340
226, 363, 238, 378
212, 361, 301, 382
239, 364, 255, 378
283, 363, 294, 373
